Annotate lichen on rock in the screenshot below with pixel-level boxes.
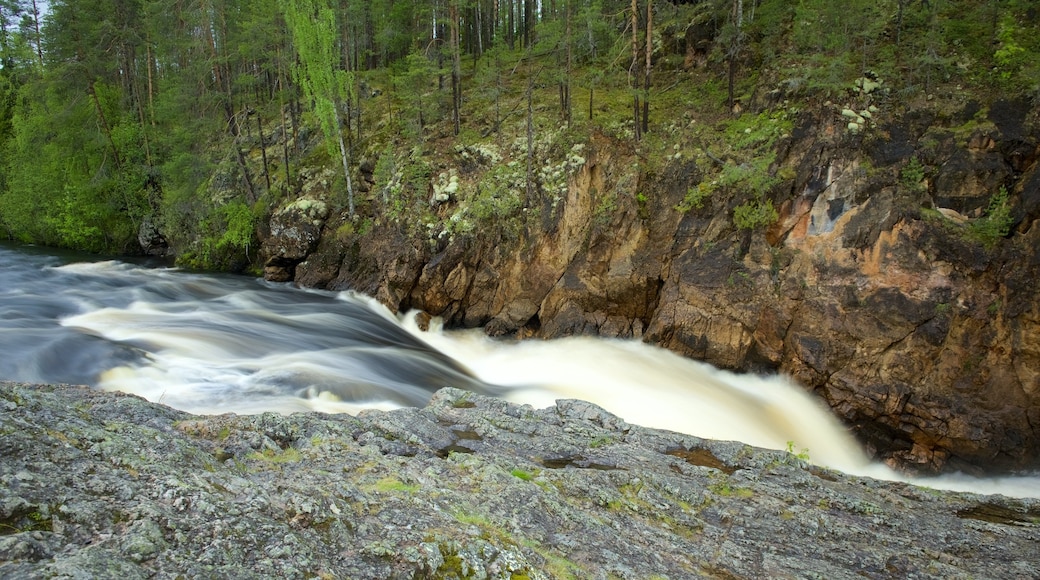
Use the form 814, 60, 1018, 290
2, 381, 1039, 578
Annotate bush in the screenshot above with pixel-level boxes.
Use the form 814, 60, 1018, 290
900, 157, 926, 194
678, 182, 713, 213
969, 187, 1013, 248
734, 197, 778, 230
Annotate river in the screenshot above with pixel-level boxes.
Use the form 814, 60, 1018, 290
1, 242, 1036, 498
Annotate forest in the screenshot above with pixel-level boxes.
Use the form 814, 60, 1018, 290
0, 0, 1037, 266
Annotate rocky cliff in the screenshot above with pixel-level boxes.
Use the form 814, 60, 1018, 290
258, 98, 1040, 477
3, 382, 1039, 578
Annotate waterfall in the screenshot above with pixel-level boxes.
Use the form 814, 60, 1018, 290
1, 242, 1037, 498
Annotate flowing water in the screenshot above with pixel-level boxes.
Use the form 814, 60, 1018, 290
1, 242, 1036, 498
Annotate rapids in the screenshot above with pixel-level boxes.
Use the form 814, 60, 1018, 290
1, 242, 1036, 498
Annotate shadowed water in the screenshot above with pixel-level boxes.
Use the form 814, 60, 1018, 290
1, 242, 1036, 497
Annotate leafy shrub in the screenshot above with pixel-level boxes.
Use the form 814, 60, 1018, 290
733, 197, 778, 230
969, 187, 1013, 248
678, 182, 713, 213
216, 201, 255, 252
900, 157, 926, 194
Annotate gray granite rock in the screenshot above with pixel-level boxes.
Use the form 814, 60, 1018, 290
1, 381, 1038, 579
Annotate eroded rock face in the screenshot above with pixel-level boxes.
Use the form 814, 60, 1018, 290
260, 191, 331, 282
137, 217, 171, 257
3, 382, 1039, 578
262, 102, 1040, 474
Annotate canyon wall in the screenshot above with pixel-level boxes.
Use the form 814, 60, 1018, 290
261, 100, 1040, 475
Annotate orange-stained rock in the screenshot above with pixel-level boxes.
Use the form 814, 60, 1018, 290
261, 103, 1040, 475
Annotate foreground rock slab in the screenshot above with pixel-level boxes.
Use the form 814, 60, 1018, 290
1, 382, 1038, 579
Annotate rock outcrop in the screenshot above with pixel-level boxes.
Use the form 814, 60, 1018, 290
259, 101, 1040, 475
3, 382, 1039, 578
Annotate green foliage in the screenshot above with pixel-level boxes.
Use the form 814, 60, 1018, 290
0, 0, 1037, 267
280, 0, 355, 214
392, 50, 440, 141
589, 435, 614, 448
592, 188, 618, 227
708, 481, 754, 499
368, 476, 420, 494
510, 468, 533, 481
447, 162, 525, 238
785, 440, 811, 463
0, 76, 149, 252
677, 182, 712, 213
733, 197, 778, 231
969, 187, 1013, 248
900, 157, 926, 194
246, 446, 303, 464
216, 201, 255, 252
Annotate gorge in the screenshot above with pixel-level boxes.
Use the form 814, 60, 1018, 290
260, 100, 1040, 476
2, 2, 1040, 575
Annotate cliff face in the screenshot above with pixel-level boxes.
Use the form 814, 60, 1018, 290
3, 382, 1039, 578
260, 99, 1040, 475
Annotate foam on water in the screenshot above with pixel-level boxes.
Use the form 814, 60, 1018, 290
1, 243, 1036, 498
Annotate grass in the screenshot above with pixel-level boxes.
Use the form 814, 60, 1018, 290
511, 468, 534, 481
367, 476, 420, 494
246, 447, 303, 464
708, 482, 754, 499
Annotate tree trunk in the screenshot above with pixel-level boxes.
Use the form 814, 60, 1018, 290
589, 78, 594, 121
280, 103, 291, 196
526, 61, 534, 209
523, 0, 533, 47
630, 0, 641, 142
234, 145, 258, 205
727, 0, 743, 111
87, 81, 122, 169
562, 0, 572, 126
642, 0, 652, 135
337, 122, 356, 217
30, 0, 43, 66
450, 0, 462, 136
146, 43, 156, 126
257, 111, 271, 192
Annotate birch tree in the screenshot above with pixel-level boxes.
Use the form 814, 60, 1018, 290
280, 0, 357, 216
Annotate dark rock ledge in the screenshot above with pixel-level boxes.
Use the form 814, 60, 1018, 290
1, 381, 1038, 579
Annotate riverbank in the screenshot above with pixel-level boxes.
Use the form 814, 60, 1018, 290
2, 381, 1038, 578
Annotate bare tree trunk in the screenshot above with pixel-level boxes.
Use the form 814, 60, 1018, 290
562, 0, 572, 126
523, 0, 533, 47
642, 0, 652, 135
630, 0, 642, 142
146, 43, 156, 126
87, 81, 122, 168
30, 0, 43, 66
257, 112, 271, 192
280, 104, 291, 196
234, 145, 258, 204
475, 0, 483, 59
727, 0, 743, 111
507, 0, 515, 49
526, 61, 534, 209
450, 0, 462, 136
337, 121, 356, 217
589, 78, 594, 121
135, 83, 152, 165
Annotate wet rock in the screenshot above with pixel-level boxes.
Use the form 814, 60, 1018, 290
260, 197, 331, 280
137, 217, 170, 257
2, 382, 1039, 579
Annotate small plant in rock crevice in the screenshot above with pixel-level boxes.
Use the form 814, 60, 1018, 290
969, 186, 1013, 248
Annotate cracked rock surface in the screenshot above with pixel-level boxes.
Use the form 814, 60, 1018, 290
2, 381, 1039, 578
